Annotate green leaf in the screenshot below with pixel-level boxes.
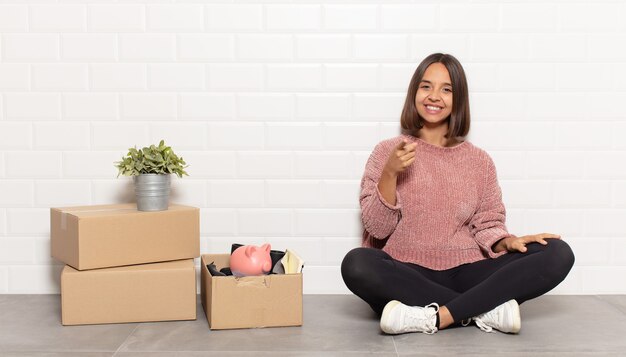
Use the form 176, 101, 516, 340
113, 140, 190, 177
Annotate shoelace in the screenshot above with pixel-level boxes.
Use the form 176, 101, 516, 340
405, 302, 440, 334
474, 309, 497, 333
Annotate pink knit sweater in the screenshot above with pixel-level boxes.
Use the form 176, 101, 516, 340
360, 134, 513, 270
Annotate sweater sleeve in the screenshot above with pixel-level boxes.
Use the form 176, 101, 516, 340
359, 142, 403, 240
468, 154, 512, 258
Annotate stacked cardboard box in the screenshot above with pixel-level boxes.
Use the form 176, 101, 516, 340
50, 203, 200, 326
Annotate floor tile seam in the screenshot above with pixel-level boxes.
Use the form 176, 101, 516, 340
391, 335, 400, 357
0, 349, 118, 353
394, 347, 626, 354
111, 349, 399, 354
113, 324, 140, 356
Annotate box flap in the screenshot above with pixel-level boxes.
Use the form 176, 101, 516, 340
54, 203, 198, 219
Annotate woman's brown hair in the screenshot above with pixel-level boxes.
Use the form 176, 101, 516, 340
400, 53, 470, 139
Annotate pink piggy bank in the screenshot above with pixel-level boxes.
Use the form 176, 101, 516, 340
230, 243, 272, 277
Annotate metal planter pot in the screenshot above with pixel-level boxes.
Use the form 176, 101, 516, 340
134, 174, 171, 211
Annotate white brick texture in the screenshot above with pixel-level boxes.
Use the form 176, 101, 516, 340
178, 35, 233, 61
0, 238, 35, 264
6, 152, 62, 179
354, 35, 408, 60
5, 93, 60, 120
323, 5, 377, 31
148, 64, 205, 91
31, 5, 86, 32
62, 34, 116, 61
6, 209, 49, 236
0, 5, 28, 32
64, 94, 118, 120
238, 209, 292, 237
209, 180, 264, 208
296, 94, 351, 120
33, 122, 90, 150
238, 152, 292, 179
237, 35, 293, 60
296, 35, 350, 60
266, 5, 321, 31
440, 4, 498, 32
207, 123, 264, 149
267, 65, 323, 90
181, 152, 237, 179
237, 94, 294, 120
150, 123, 207, 150
121, 94, 176, 120
266, 180, 321, 208
208, 64, 263, 91
119, 34, 176, 61
32, 64, 88, 91
200, 209, 236, 236
0, 268, 7, 293
87, 5, 144, 32
0, 181, 34, 207
0, 123, 32, 150
0, 2, 624, 294
500, 4, 556, 32
146, 5, 204, 32
91, 179, 134, 206
0, 64, 29, 90
380, 5, 436, 31
35, 180, 91, 207
91, 64, 146, 91
206, 5, 263, 31
266, 123, 322, 149
3, 34, 59, 61
0, 209, 6, 235
180, 94, 235, 120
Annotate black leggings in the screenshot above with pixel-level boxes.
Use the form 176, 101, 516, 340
341, 239, 575, 321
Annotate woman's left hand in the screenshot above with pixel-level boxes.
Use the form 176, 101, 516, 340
494, 233, 562, 253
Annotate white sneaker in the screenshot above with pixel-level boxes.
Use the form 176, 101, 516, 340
474, 299, 521, 334
380, 300, 439, 335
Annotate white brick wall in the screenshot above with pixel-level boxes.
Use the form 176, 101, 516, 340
64, 93, 118, 120
0, 64, 29, 90
1, 2, 625, 295
0, 5, 28, 32
88, 5, 145, 32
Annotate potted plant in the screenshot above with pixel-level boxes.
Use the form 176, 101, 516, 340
114, 140, 189, 211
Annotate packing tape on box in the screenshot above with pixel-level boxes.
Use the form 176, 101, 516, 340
234, 276, 271, 288
60, 208, 136, 230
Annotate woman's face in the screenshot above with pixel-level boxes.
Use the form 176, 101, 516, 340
415, 63, 453, 125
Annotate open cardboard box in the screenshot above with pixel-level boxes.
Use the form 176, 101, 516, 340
201, 254, 303, 330
51, 203, 199, 270
61, 259, 197, 326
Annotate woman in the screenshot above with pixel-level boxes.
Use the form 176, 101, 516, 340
341, 53, 575, 335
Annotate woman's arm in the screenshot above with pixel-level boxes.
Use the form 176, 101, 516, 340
377, 141, 417, 205
468, 154, 512, 258
493, 233, 562, 253
360, 140, 416, 239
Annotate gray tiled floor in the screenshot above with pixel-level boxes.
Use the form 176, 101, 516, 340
0, 295, 625, 356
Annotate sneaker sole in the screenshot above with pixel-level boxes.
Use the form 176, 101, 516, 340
380, 300, 401, 334
505, 299, 521, 334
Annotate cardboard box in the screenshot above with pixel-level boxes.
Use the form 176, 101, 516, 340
61, 259, 197, 325
51, 203, 199, 270
201, 254, 303, 330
